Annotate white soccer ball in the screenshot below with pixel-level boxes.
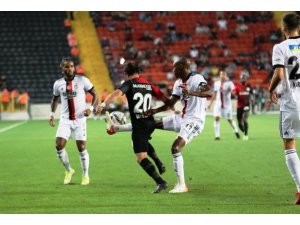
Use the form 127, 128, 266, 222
110, 111, 126, 125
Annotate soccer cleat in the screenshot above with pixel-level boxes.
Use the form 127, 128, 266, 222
215, 137, 220, 141
81, 176, 90, 185
235, 132, 240, 139
243, 135, 249, 141
152, 182, 168, 194
64, 168, 75, 184
169, 183, 188, 194
105, 111, 116, 135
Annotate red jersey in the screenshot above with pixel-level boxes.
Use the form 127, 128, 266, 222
234, 83, 252, 109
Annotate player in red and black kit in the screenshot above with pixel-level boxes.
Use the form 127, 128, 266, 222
97, 61, 170, 193
233, 75, 252, 140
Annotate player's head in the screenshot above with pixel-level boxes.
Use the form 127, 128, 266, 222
173, 57, 191, 79
219, 70, 228, 81
124, 61, 140, 76
60, 57, 75, 77
281, 13, 300, 36
240, 74, 248, 84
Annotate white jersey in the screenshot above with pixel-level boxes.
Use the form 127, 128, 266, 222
53, 75, 93, 120
272, 36, 300, 112
172, 73, 207, 123
213, 80, 235, 109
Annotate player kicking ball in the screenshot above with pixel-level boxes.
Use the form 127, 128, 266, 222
208, 70, 240, 140
49, 57, 98, 185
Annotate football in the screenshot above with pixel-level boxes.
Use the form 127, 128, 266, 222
110, 111, 126, 125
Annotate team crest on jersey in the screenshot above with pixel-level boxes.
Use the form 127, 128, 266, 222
74, 84, 78, 90
289, 44, 300, 52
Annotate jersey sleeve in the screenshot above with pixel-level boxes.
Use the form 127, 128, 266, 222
118, 80, 131, 94
193, 75, 208, 91
83, 76, 94, 92
53, 81, 60, 97
151, 84, 164, 99
272, 44, 285, 69
172, 80, 181, 96
229, 81, 235, 91
212, 82, 218, 92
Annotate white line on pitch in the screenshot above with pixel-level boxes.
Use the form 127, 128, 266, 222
0, 121, 28, 133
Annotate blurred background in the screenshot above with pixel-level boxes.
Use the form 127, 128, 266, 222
0, 11, 296, 120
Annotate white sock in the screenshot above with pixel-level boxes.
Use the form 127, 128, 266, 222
285, 149, 300, 192
214, 120, 220, 138
172, 153, 185, 186
231, 120, 239, 133
57, 149, 71, 171
79, 150, 89, 177
115, 124, 132, 132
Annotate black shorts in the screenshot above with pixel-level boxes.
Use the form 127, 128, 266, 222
131, 118, 155, 153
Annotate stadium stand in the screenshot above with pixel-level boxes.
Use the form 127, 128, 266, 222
0, 12, 73, 104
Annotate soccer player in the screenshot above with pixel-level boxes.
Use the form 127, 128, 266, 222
97, 61, 169, 193
269, 13, 300, 204
233, 74, 252, 140
49, 57, 98, 185
208, 70, 240, 140
144, 58, 212, 193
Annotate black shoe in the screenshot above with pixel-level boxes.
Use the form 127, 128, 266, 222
235, 132, 240, 139
152, 182, 168, 194
157, 164, 166, 175
215, 137, 220, 141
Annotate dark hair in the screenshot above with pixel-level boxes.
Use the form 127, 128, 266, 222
174, 57, 190, 70
282, 13, 300, 32
60, 57, 73, 67
124, 61, 140, 76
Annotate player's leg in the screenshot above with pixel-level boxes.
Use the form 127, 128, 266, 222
214, 116, 221, 140
105, 111, 132, 135
74, 118, 89, 185
242, 110, 250, 140
227, 119, 240, 139
281, 111, 300, 204
148, 143, 166, 174
55, 121, 74, 184
133, 132, 167, 193
237, 108, 245, 133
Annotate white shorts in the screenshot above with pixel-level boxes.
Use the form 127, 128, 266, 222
179, 119, 204, 144
56, 117, 87, 141
213, 106, 233, 120
162, 114, 182, 132
280, 111, 300, 139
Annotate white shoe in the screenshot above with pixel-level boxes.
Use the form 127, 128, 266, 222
243, 135, 249, 141
81, 176, 90, 185
169, 183, 188, 193
64, 168, 75, 184
105, 111, 116, 135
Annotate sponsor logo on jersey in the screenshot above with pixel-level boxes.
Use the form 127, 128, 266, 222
289, 44, 300, 52
133, 84, 152, 90
63, 92, 77, 99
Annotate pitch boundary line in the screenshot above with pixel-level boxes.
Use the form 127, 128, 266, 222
0, 121, 28, 133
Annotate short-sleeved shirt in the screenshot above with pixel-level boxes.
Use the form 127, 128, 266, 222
272, 36, 300, 112
53, 75, 93, 120
213, 80, 235, 109
172, 72, 207, 124
234, 83, 252, 109
118, 76, 164, 131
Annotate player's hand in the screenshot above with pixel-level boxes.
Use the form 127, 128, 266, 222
270, 91, 279, 104
174, 110, 181, 115
83, 109, 92, 117
179, 83, 189, 95
143, 109, 157, 117
96, 102, 106, 113
49, 116, 55, 127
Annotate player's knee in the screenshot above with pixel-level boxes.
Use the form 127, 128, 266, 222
136, 152, 147, 163
171, 145, 181, 154
77, 144, 86, 152
55, 143, 64, 151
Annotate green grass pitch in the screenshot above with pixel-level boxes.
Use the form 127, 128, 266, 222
0, 114, 299, 213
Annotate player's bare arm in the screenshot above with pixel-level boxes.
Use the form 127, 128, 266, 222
144, 95, 179, 117
269, 67, 284, 104
97, 89, 123, 112
49, 95, 59, 127
84, 88, 99, 117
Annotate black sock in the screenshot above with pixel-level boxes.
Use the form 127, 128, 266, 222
139, 158, 165, 184
244, 122, 248, 135
238, 121, 244, 132
148, 143, 163, 167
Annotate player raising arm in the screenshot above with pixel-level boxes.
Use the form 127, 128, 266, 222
49, 57, 98, 185
144, 58, 212, 193
97, 61, 170, 193
269, 13, 300, 204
